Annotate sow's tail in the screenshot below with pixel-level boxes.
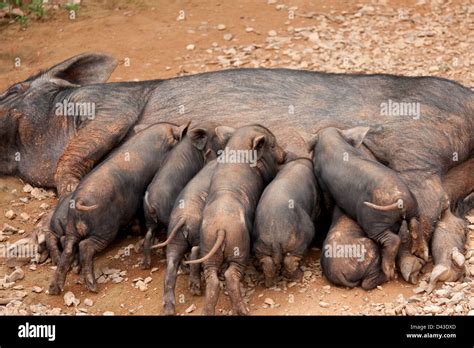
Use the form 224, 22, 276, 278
151, 218, 185, 249
183, 230, 225, 264
363, 198, 404, 212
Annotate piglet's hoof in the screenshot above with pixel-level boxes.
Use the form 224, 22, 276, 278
162, 304, 176, 316
382, 260, 396, 280
399, 255, 424, 284
188, 281, 202, 296
234, 304, 249, 316
48, 282, 62, 296
140, 258, 151, 270
84, 275, 98, 293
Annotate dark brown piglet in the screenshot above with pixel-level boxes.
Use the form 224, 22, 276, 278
321, 207, 387, 290
185, 124, 286, 315
310, 126, 428, 280
152, 160, 217, 315
141, 122, 232, 269
253, 158, 320, 287
48, 122, 181, 295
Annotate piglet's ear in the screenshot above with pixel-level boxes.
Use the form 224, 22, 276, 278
174, 121, 191, 141
252, 135, 265, 151
340, 126, 370, 148
306, 134, 319, 151
189, 128, 209, 150
215, 126, 235, 145
133, 124, 154, 133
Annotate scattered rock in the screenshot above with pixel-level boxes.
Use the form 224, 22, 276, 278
2, 223, 19, 234
186, 44, 195, 51
30, 188, 48, 200
5, 210, 16, 220
64, 291, 80, 307
405, 304, 419, 316
32, 286, 43, 293
185, 304, 196, 313
319, 301, 330, 308
22, 184, 33, 193
223, 33, 233, 41
84, 298, 94, 307
264, 298, 275, 306
217, 24, 226, 30
19, 212, 30, 222
103, 311, 114, 316
7, 268, 25, 282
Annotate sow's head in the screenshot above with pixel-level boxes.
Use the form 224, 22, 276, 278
0, 53, 117, 175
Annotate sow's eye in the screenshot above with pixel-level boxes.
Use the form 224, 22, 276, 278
0, 83, 27, 101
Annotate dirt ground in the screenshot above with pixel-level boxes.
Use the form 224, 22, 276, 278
0, 0, 473, 316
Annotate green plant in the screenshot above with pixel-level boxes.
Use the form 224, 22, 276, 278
28, 0, 45, 19
64, 2, 79, 12
15, 13, 28, 25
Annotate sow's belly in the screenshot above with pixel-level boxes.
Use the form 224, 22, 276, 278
141, 68, 472, 172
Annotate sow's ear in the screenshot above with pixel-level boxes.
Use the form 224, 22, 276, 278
340, 126, 370, 148
188, 127, 209, 150
44, 52, 118, 87
215, 126, 235, 146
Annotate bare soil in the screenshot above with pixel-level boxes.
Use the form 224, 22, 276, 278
0, 0, 472, 315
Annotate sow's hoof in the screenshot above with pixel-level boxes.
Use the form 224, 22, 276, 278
57, 177, 80, 197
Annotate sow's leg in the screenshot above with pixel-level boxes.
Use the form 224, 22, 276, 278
54, 116, 137, 196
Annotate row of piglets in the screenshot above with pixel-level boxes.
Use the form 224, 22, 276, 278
45, 120, 470, 316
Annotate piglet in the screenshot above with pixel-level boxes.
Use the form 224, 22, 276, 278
310, 126, 428, 280
141, 121, 231, 269
253, 158, 320, 287
321, 207, 387, 290
48, 122, 182, 294
185, 124, 286, 315
152, 160, 217, 315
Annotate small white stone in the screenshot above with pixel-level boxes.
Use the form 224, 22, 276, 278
185, 304, 196, 313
